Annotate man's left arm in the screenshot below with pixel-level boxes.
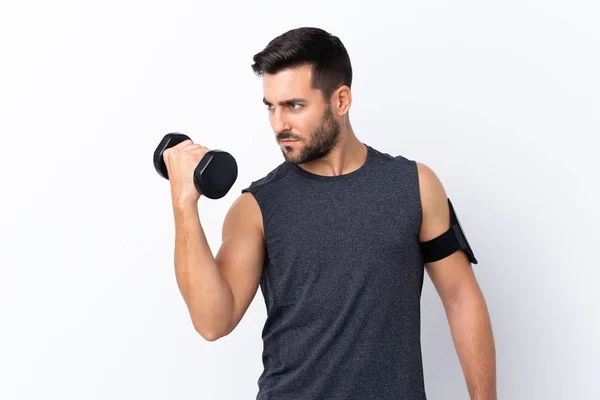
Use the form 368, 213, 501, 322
416, 162, 497, 400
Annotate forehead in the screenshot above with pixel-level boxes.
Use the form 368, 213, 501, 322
263, 65, 321, 101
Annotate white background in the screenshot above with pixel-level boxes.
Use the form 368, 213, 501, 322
1, 1, 599, 399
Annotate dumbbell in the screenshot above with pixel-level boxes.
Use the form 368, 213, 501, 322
153, 133, 238, 199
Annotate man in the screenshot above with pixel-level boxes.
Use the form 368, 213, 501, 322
162, 27, 496, 399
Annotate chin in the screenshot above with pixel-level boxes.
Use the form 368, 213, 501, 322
281, 149, 303, 164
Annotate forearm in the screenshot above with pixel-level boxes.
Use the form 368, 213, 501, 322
445, 287, 497, 400
172, 201, 233, 340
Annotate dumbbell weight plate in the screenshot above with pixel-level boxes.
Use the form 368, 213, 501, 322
153, 132, 191, 180
195, 150, 238, 199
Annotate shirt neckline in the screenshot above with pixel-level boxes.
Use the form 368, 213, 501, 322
287, 143, 373, 182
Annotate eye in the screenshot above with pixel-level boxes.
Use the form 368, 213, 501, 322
289, 103, 302, 110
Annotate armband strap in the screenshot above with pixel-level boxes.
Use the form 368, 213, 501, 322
420, 198, 478, 264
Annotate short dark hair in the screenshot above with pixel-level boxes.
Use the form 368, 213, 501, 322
251, 27, 352, 101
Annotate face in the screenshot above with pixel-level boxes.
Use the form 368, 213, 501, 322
262, 65, 341, 164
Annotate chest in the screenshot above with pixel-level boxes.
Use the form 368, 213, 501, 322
261, 188, 422, 294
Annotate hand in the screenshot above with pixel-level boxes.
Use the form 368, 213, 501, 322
162, 139, 210, 206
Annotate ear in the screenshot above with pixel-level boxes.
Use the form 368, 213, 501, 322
332, 85, 352, 116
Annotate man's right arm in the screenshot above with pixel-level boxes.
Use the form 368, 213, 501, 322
172, 192, 265, 341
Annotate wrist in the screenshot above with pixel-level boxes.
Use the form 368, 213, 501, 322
172, 197, 199, 213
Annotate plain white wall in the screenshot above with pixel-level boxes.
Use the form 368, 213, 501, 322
1, 0, 598, 399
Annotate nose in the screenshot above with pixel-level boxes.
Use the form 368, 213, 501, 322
271, 109, 292, 136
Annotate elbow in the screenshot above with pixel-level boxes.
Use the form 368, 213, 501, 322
192, 318, 232, 342
188, 297, 235, 342
200, 330, 222, 342
192, 321, 222, 342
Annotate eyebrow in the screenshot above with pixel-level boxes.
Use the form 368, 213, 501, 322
262, 97, 306, 106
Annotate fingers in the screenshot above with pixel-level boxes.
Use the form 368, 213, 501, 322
172, 139, 193, 148
175, 141, 209, 151
171, 140, 208, 150
164, 141, 209, 158
190, 145, 209, 153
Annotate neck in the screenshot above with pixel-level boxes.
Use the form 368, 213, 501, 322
298, 125, 367, 177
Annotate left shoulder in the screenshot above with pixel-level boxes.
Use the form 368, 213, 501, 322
415, 162, 450, 242
415, 161, 444, 193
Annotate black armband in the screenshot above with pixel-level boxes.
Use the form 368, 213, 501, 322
420, 198, 478, 264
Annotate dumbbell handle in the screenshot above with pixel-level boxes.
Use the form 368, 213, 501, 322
153, 133, 191, 180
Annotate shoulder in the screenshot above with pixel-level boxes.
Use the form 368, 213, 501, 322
234, 161, 290, 235
370, 146, 450, 239
369, 145, 415, 166
416, 162, 445, 198
414, 161, 450, 241
367, 145, 420, 177
241, 161, 290, 195
224, 190, 265, 237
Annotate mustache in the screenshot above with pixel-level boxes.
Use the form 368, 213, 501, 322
277, 132, 301, 141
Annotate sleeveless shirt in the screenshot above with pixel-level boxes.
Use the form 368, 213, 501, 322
241, 144, 427, 399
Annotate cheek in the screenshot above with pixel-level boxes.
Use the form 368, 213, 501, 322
296, 111, 321, 133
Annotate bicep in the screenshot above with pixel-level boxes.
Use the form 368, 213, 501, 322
416, 162, 478, 304
215, 192, 266, 334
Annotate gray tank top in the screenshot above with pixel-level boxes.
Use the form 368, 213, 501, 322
241, 144, 427, 399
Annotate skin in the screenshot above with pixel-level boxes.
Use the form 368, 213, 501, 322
262, 64, 367, 176
165, 63, 496, 400
418, 163, 497, 400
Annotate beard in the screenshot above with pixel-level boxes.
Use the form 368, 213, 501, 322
278, 106, 341, 165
